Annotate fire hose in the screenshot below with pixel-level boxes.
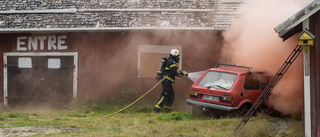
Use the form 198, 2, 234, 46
101, 75, 168, 118
0, 76, 167, 125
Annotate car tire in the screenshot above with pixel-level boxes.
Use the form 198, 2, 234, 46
192, 106, 206, 117
238, 104, 252, 116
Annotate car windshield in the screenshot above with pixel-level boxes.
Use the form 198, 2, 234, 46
197, 71, 237, 90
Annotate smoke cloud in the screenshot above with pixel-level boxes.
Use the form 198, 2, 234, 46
221, 0, 311, 116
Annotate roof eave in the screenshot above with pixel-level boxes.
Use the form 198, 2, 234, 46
274, 0, 320, 40
0, 27, 220, 34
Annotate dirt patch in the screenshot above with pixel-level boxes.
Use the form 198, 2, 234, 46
0, 126, 77, 137
267, 118, 303, 137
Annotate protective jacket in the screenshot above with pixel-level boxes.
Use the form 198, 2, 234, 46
153, 53, 187, 113
164, 54, 178, 82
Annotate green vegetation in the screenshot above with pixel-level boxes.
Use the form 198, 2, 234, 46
0, 98, 303, 137
0, 88, 303, 137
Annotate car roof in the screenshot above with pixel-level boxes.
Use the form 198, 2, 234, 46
207, 67, 267, 75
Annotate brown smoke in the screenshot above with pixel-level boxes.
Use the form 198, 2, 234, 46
75, 30, 223, 102
221, 0, 311, 116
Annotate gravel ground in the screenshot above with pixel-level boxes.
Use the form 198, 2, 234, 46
0, 126, 77, 137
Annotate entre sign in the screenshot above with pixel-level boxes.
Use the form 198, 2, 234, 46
17, 35, 68, 51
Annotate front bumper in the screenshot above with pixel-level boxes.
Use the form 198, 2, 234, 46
186, 99, 238, 112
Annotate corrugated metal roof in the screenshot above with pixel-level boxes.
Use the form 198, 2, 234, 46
274, 0, 320, 40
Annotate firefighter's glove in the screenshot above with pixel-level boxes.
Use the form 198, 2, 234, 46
177, 73, 183, 78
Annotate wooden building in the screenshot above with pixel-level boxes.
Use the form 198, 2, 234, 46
274, 0, 320, 136
0, 0, 241, 107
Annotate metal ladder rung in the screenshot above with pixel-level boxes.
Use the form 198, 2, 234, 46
234, 45, 303, 132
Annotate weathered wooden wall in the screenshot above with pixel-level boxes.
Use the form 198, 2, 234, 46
0, 30, 224, 103
309, 11, 320, 137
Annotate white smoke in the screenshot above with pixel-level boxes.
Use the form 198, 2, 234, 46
220, 0, 312, 116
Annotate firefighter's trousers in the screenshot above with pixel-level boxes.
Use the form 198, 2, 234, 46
153, 79, 175, 112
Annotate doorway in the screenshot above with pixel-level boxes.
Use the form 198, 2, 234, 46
3, 52, 78, 107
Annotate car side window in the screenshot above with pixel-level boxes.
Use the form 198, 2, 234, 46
257, 74, 269, 90
244, 74, 260, 90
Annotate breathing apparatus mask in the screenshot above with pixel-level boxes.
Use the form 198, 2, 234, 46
170, 49, 180, 63
175, 55, 180, 63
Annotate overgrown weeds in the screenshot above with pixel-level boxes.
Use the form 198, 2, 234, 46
0, 90, 304, 136
156, 111, 199, 121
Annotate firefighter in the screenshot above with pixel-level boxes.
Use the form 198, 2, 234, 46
153, 49, 188, 113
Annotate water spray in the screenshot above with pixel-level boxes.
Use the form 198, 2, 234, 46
186, 70, 206, 82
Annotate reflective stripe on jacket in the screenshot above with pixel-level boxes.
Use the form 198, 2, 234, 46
164, 55, 178, 82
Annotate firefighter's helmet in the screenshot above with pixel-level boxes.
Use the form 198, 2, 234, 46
170, 49, 180, 57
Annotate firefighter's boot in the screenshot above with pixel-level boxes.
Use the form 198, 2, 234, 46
162, 106, 171, 113
153, 107, 161, 113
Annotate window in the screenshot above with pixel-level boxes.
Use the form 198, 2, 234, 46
257, 74, 271, 91
138, 45, 181, 78
48, 58, 61, 69
244, 74, 260, 90
198, 71, 237, 90
18, 57, 32, 68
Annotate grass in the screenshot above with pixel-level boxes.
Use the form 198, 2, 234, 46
0, 88, 304, 136
0, 99, 303, 137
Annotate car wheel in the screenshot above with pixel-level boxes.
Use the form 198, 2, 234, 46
238, 104, 252, 116
192, 106, 206, 117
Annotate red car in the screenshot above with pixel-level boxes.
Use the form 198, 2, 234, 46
186, 63, 271, 117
